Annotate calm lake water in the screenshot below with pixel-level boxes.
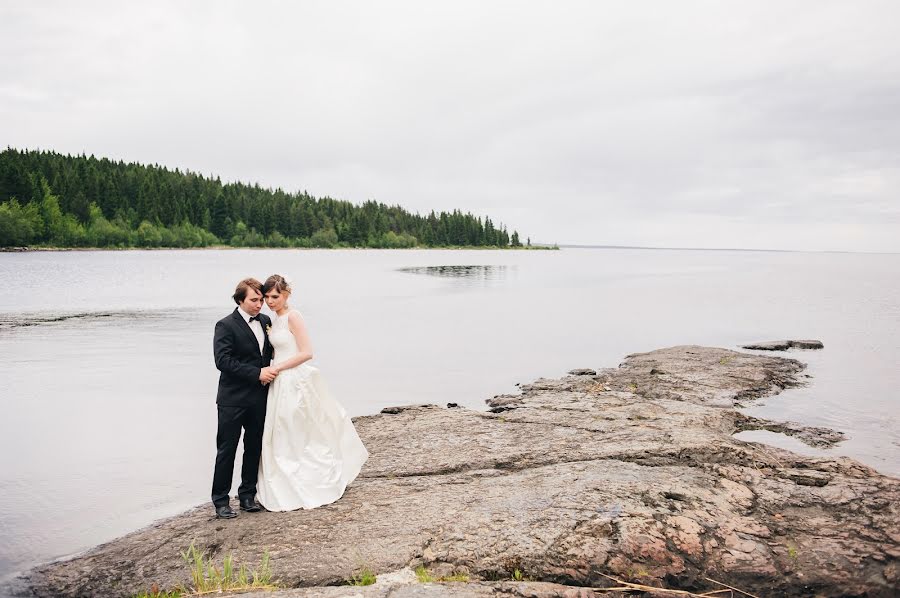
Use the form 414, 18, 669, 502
1, 247, 898, 587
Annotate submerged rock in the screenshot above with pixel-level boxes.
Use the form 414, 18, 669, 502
742, 339, 825, 351
17, 346, 898, 598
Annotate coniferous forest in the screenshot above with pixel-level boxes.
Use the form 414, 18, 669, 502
0, 148, 535, 249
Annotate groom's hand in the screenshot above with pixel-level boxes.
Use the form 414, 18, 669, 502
259, 366, 279, 385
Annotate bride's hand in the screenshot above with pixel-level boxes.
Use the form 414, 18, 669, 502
259, 366, 278, 384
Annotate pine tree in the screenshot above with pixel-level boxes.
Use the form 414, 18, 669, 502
0, 148, 529, 249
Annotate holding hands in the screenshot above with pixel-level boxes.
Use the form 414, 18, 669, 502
259, 366, 279, 385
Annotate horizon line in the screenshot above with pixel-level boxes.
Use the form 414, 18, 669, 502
548, 243, 898, 255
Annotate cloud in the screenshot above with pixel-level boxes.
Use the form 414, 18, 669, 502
2, 0, 898, 251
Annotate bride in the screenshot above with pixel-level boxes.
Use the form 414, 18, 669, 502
256, 274, 368, 511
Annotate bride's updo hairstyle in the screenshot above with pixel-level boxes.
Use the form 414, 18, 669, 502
263, 274, 291, 295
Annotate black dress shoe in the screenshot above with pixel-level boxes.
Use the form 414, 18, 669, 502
239, 497, 261, 512
215, 505, 238, 519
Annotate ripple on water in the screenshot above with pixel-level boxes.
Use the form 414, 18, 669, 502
397, 264, 514, 281
0, 309, 197, 331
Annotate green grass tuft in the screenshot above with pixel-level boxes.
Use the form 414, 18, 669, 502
132, 543, 277, 597
348, 566, 377, 586
511, 568, 535, 582
415, 565, 469, 583
415, 565, 433, 582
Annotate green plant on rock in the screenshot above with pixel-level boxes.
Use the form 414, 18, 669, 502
415, 566, 469, 583
348, 566, 377, 586
415, 565, 434, 583
177, 542, 276, 594
132, 590, 182, 598
508, 567, 537, 582
628, 565, 651, 578
787, 544, 799, 560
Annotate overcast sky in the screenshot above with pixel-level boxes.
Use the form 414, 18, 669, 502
2, 1, 898, 251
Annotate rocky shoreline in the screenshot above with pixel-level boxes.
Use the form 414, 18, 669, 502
16, 346, 900, 597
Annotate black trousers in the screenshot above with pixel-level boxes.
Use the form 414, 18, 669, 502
211, 403, 266, 507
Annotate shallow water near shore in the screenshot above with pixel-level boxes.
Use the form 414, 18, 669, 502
1, 247, 898, 587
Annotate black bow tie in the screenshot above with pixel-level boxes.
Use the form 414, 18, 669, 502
248, 315, 261, 323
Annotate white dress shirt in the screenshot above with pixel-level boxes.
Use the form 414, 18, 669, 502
237, 306, 264, 353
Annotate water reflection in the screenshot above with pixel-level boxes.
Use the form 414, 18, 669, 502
397, 264, 513, 283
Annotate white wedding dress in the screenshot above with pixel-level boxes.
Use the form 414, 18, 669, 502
257, 310, 368, 511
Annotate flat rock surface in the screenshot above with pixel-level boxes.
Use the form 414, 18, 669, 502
228, 579, 621, 597
17, 346, 899, 597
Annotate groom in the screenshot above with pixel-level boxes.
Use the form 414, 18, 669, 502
211, 278, 278, 518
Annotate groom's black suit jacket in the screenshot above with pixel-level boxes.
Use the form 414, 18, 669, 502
213, 309, 274, 407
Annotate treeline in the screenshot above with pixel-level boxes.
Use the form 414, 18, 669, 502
0, 148, 528, 249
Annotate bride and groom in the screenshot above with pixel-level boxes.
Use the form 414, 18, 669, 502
211, 275, 368, 518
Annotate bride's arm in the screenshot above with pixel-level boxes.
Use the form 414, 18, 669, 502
273, 311, 314, 372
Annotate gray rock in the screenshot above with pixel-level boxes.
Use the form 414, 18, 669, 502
734, 413, 845, 448
17, 346, 898, 598
486, 394, 524, 412
567, 368, 596, 376
230, 580, 618, 597
742, 339, 824, 351
380, 404, 439, 415
790, 339, 825, 349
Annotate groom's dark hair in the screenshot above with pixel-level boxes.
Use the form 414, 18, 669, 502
232, 278, 263, 304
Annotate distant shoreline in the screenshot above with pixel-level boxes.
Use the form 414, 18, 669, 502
0, 245, 560, 253
560, 243, 898, 255
3, 244, 895, 255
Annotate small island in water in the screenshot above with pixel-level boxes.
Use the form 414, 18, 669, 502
16, 345, 899, 598
0, 148, 554, 251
